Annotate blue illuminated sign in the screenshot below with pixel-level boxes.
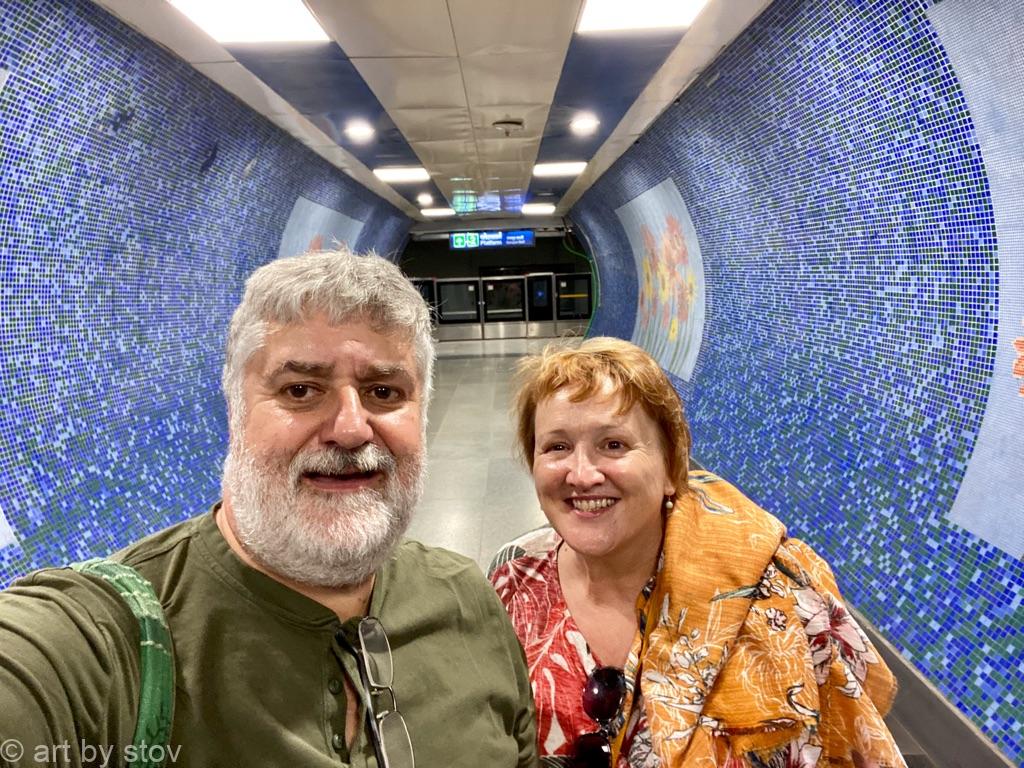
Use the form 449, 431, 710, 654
502, 230, 534, 246
449, 230, 535, 249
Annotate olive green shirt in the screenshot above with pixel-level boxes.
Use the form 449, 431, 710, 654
0, 509, 537, 767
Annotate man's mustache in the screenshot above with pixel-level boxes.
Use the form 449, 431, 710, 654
289, 444, 397, 482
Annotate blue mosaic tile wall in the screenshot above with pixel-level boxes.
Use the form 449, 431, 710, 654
0, 0, 410, 585
570, 0, 1023, 760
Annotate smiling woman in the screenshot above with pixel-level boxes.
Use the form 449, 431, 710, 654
489, 338, 906, 768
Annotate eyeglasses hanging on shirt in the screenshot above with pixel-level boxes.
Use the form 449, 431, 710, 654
343, 616, 415, 768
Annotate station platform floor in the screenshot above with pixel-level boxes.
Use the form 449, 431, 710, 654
407, 338, 1008, 768
407, 338, 559, 569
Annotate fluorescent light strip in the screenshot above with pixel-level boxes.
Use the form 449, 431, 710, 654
522, 203, 556, 215
170, 0, 328, 42
421, 208, 456, 217
533, 162, 587, 178
576, 0, 709, 32
373, 167, 430, 183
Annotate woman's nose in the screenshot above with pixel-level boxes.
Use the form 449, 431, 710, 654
566, 448, 604, 488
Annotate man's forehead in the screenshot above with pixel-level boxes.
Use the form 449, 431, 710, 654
251, 316, 417, 376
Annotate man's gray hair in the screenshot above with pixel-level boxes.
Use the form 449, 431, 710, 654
222, 248, 435, 422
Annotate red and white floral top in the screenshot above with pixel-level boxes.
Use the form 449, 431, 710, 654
490, 529, 658, 767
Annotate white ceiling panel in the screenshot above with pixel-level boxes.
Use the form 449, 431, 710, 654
91, 0, 769, 221
429, 162, 481, 181
447, 0, 582, 57
352, 57, 466, 110
386, 108, 474, 142
475, 137, 538, 164
409, 138, 478, 166
482, 180, 526, 194
460, 52, 566, 107
305, 0, 456, 58
472, 104, 550, 139
479, 161, 529, 177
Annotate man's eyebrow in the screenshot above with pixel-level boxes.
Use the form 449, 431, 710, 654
361, 363, 413, 380
267, 361, 335, 379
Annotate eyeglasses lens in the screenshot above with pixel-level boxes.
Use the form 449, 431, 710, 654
359, 617, 394, 688
379, 711, 415, 768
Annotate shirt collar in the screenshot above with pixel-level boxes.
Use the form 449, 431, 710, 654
194, 504, 393, 628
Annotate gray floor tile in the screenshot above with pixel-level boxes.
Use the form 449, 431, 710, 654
421, 459, 490, 502
406, 498, 485, 562
484, 457, 536, 499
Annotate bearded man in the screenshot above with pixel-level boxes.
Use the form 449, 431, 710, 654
0, 250, 537, 768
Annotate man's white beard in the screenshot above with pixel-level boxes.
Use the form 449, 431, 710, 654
224, 437, 424, 588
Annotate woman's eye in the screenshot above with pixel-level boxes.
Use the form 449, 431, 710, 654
605, 440, 625, 450
546, 443, 568, 453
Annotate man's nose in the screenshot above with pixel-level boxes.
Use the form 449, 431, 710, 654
321, 388, 374, 448
566, 448, 604, 488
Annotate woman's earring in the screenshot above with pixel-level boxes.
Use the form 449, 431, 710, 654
664, 497, 674, 510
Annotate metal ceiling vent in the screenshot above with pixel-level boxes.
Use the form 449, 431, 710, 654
492, 117, 525, 137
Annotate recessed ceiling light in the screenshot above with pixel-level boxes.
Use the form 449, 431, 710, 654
422, 207, 456, 217
169, 0, 328, 42
344, 119, 374, 143
373, 167, 430, 183
576, 0, 709, 32
417, 193, 434, 206
533, 162, 587, 178
569, 113, 600, 136
522, 203, 557, 215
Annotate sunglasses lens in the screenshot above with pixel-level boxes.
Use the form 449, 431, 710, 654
571, 732, 612, 768
582, 667, 626, 724
359, 617, 394, 688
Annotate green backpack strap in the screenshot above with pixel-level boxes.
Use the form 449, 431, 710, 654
71, 558, 175, 768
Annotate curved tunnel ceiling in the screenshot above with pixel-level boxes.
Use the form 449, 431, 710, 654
91, 0, 771, 221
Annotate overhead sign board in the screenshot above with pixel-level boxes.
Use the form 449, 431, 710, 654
449, 230, 535, 250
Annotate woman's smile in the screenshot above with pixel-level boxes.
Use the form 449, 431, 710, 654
567, 497, 618, 516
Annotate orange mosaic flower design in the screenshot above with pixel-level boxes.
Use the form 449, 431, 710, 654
637, 216, 693, 339
1013, 335, 1024, 397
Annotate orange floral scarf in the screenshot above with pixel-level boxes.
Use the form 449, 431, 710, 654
612, 471, 906, 767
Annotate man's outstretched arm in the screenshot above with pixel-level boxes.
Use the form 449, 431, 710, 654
0, 569, 140, 767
